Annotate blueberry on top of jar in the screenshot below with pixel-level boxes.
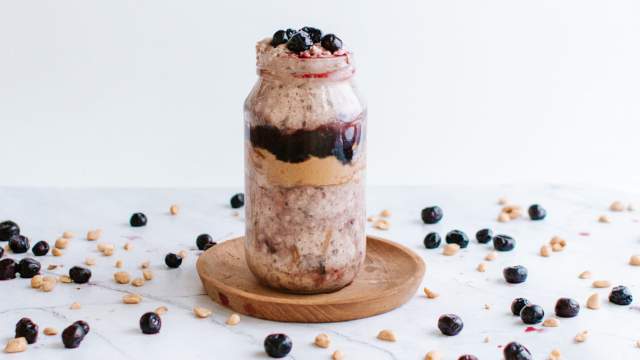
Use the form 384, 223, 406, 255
9, 235, 30, 254
503, 265, 528, 284
15, 317, 39, 344
423, 232, 441, 249
511, 297, 530, 316
18, 258, 41, 278
446, 230, 469, 248
230, 193, 245, 209
165, 253, 182, 268
493, 234, 515, 251
32, 240, 49, 256
421, 206, 443, 224
437, 314, 464, 336
0, 220, 20, 241
286, 31, 313, 53
503, 341, 532, 360
264, 333, 293, 358
271, 30, 290, 47
528, 204, 547, 220
609, 285, 633, 305
0, 246, 3, 259
520, 304, 544, 324
555, 297, 580, 317
299, 26, 322, 43
457, 355, 478, 360
0, 258, 17, 280
475, 228, 493, 244
320, 34, 343, 52
69, 266, 92, 284
139, 312, 162, 334
130, 212, 147, 227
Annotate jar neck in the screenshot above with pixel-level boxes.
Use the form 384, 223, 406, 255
257, 53, 356, 82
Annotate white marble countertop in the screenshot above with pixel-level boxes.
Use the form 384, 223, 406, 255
1, 185, 639, 359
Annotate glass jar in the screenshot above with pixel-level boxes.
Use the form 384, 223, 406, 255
243, 40, 366, 293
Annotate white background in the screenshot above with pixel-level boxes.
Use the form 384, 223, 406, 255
1, 0, 639, 190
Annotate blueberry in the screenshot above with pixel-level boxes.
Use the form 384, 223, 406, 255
528, 204, 546, 220
165, 253, 182, 268
609, 285, 633, 305
520, 304, 544, 324
446, 230, 469, 248
503, 265, 528, 284
458, 356, 478, 360
475, 228, 493, 244
0, 246, 3, 259
320, 34, 343, 52
285, 29, 297, 38
555, 298, 580, 317
264, 333, 292, 358
423, 232, 441, 249
421, 206, 443, 224
139, 312, 162, 334
15, 318, 39, 344
18, 258, 41, 278
511, 298, 530, 316
62, 321, 89, 348
271, 30, 289, 47
69, 266, 92, 284
73, 320, 90, 335
0, 258, 17, 280
299, 26, 322, 43
130, 212, 147, 227
503, 341, 532, 360
286, 32, 313, 53
437, 314, 464, 336
493, 234, 515, 251
230, 193, 245, 209
32, 241, 49, 256
0, 220, 20, 241
9, 235, 30, 253
196, 234, 216, 251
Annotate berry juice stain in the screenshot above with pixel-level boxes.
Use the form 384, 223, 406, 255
524, 326, 543, 333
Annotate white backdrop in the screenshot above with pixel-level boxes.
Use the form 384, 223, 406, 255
1, 0, 639, 190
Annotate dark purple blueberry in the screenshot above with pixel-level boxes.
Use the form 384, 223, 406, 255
503, 265, 528, 284
446, 230, 469, 249
511, 298, 530, 316
15, 318, 39, 344
528, 204, 546, 220
520, 304, 544, 324
286, 31, 313, 53
437, 314, 464, 336
139, 312, 162, 334
320, 34, 343, 52
165, 253, 182, 268
264, 333, 292, 358
130, 212, 147, 227
285, 29, 297, 38
271, 30, 289, 47
421, 206, 443, 224
423, 232, 441, 249
32, 241, 49, 256
493, 234, 515, 251
475, 228, 493, 244
196, 234, 214, 250
299, 26, 322, 43
0, 220, 20, 241
503, 341, 532, 360
0, 258, 17, 280
458, 356, 478, 360
61, 321, 88, 348
9, 235, 30, 253
230, 193, 245, 209
555, 298, 580, 317
73, 320, 90, 335
18, 258, 41, 278
0, 246, 3, 259
69, 266, 92, 284
609, 285, 633, 305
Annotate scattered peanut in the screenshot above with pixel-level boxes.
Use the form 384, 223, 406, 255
178, 250, 187, 259
629, 255, 640, 266
610, 201, 625, 212
476, 262, 487, 272
87, 229, 102, 241
47, 264, 59, 270
373, 219, 390, 230
574, 330, 589, 343
155, 306, 168, 315
85, 257, 96, 266
424, 351, 442, 360
226, 313, 240, 326
592, 280, 611, 288
115, 260, 124, 268
502, 205, 522, 219
540, 245, 551, 257
443, 243, 460, 256
62, 231, 75, 239
579, 271, 592, 279
52, 248, 63, 257
169, 204, 179, 215
4, 337, 27, 353
43, 327, 58, 336
380, 209, 392, 217
124, 243, 133, 251
70, 302, 81, 310
123, 294, 142, 304
484, 251, 497, 261
131, 278, 145, 287
41, 276, 56, 292
586, 293, 600, 310
598, 215, 611, 223
497, 197, 509, 205
59, 275, 72, 284
367, 216, 376, 222
30, 275, 44, 289
423, 287, 439, 299
193, 307, 213, 318
332, 350, 344, 360
377, 329, 396, 342
141, 261, 150, 269
54, 237, 69, 249
142, 269, 154, 281
497, 212, 511, 222
549, 349, 562, 360
542, 318, 560, 327
314, 333, 330, 348
114, 271, 131, 284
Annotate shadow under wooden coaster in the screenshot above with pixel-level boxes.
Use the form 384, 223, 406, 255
196, 235, 425, 323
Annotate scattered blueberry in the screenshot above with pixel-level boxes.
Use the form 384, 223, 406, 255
437, 314, 464, 336
503, 265, 528, 284
520, 304, 544, 324
0, 220, 20, 241
264, 333, 293, 358
475, 228, 493, 244
609, 285, 633, 305
69, 266, 92, 284
458, 356, 478, 360
320, 34, 343, 52
271, 30, 289, 47
286, 31, 313, 53
0, 258, 17, 280
130, 212, 147, 227
165, 253, 182, 268
139, 312, 162, 334
421, 206, 443, 224
493, 234, 515, 251
15, 318, 39, 344
446, 230, 469, 249
9, 235, 30, 254
511, 298, 530, 316
18, 258, 41, 278
62, 321, 89, 348
230, 193, 245, 209
32, 241, 50, 256
528, 204, 547, 220
299, 26, 322, 43
503, 341, 532, 360
423, 232, 441, 249
196, 234, 216, 251
73, 320, 90, 335
555, 298, 580, 318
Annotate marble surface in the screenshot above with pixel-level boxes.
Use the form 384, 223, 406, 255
0, 185, 639, 359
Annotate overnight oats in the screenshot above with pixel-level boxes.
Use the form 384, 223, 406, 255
244, 27, 366, 293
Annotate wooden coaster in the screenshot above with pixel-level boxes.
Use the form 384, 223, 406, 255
196, 235, 425, 323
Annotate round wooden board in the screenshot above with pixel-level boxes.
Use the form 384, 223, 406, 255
196, 235, 425, 323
